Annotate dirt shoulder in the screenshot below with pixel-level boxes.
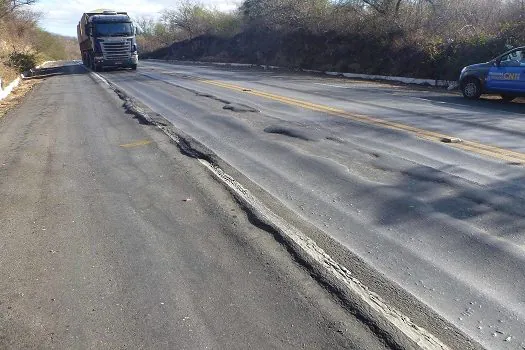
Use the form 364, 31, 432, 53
0, 79, 42, 119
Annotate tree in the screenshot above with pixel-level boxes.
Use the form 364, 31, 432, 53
241, 0, 332, 32
134, 16, 157, 36
334, 0, 435, 17
160, 1, 214, 40
0, 0, 37, 19
158, 1, 242, 40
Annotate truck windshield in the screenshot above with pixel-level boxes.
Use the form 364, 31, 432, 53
94, 23, 133, 37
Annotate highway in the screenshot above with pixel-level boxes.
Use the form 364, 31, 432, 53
96, 60, 525, 350
0, 63, 389, 349
2, 60, 525, 349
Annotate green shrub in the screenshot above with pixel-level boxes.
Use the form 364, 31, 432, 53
7, 51, 37, 73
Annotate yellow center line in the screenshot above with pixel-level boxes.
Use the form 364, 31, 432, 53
120, 139, 153, 148
199, 79, 525, 164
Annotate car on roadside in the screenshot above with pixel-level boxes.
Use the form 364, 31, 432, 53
459, 46, 525, 101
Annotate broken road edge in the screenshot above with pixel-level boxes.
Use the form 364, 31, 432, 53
88, 68, 481, 350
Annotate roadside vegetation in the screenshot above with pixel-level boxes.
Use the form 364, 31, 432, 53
138, 0, 525, 80
0, 0, 78, 85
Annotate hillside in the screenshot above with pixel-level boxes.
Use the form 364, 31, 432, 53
0, 5, 79, 86
139, 0, 525, 81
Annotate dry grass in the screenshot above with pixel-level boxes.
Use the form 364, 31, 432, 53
0, 78, 41, 119
0, 33, 20, 85
0, 9, 78, 109
1, 9, 79, 88
0, 63, 18, 85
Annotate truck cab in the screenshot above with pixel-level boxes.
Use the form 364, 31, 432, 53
78, 10, 138, 71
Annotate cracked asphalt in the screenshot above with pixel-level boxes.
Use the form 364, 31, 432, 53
99, 60, 525, 349
0, 63, 389, 349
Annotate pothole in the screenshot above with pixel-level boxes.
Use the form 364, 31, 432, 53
264, 126, 316, 141
223, 103, 259, 113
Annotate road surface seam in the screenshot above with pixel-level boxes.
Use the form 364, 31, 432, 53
89, 69, 455, 350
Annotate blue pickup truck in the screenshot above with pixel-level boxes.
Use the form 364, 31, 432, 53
459, 47, 525, 101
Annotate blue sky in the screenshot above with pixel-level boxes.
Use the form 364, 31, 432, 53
34, 0, 239, 37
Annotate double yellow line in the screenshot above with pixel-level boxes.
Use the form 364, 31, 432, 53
200, 79, 525, 164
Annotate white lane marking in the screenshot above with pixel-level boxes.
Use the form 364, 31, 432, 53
314, 83, 353, 88
411, 97, 525, 115
414, 97, 449, 104
314, 82, 402, 89
90, 70, 111, 86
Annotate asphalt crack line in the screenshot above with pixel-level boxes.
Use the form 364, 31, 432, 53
91, 67, 479, 350
197, 158, 450, 350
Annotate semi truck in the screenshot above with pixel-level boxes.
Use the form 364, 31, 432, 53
77, 9, 138, 71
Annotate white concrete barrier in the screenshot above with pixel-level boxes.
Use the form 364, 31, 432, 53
0, 77, 21, 101
340, 72, 455, 87
145, 59, 457, 88
0, 61, 55, 101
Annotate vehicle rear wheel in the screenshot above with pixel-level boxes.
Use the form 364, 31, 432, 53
501, 95, 516, 102
461, 78, 482, 99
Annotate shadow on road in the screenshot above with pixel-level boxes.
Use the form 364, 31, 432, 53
420, 94, 525, 114
365, 164, 525, 240
24, 63, 88, 79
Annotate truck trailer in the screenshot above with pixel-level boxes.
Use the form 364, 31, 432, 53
77, 9, 138, 71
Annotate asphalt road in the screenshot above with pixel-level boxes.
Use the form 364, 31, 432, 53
97, 60, 525, 350
0, 63, 390, 349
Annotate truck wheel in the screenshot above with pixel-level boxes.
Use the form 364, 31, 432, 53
131, 64, 137, 71
501, 95, 516, 102
461, 78, 482, 99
